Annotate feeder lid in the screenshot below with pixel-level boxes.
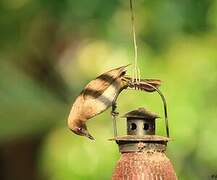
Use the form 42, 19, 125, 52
122, 107, 159, 120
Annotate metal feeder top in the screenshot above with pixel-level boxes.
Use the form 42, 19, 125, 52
122, 107, 160, 120
110, 107, 170, 153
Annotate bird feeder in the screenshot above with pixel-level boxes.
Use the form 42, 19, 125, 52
111, 107, 177, 180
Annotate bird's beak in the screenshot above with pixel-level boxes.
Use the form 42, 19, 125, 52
87, 133, 95, 140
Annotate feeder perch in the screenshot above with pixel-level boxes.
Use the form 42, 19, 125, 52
111, 107, 177, 180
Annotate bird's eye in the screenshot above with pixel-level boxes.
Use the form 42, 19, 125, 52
77, 127, 82, 132
121, 71, 126, 76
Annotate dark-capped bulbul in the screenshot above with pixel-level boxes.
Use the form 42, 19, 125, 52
67, 65, 161, 140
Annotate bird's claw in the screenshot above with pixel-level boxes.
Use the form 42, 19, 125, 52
111, 111, 119, 117
111, 102, 119, 117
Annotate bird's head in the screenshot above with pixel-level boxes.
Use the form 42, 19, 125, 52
69, 122, 95, 140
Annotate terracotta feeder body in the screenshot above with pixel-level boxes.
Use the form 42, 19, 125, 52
111, 107, 177, 180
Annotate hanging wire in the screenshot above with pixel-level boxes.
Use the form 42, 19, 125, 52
129, 0, 141, 85
128, 0, 169, 137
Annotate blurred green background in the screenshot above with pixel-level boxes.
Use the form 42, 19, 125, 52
1, 0, 217, 179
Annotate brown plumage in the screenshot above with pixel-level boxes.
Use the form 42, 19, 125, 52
67, 65, 161, 140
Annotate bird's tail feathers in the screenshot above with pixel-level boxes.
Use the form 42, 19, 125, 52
122, 76, 161, 92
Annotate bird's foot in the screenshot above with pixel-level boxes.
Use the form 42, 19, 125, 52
111, 102, 119, 117
111, 111, 119, 117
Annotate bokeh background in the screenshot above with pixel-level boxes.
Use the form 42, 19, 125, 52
1, 0, 217, 179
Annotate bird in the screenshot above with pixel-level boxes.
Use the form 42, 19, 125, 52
67, 65, 161, 140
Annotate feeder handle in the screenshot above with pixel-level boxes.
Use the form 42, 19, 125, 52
111, 82, 170, 138
141, 83, 170, 138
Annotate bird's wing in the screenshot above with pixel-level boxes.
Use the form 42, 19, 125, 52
81, 73, 116, 100
81, 65, 129, 100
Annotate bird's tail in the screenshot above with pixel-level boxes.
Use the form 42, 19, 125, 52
122, 76, 161, 92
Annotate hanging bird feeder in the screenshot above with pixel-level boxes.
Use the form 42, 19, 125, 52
108, 0, 177, 178
111, 107, 177, 180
